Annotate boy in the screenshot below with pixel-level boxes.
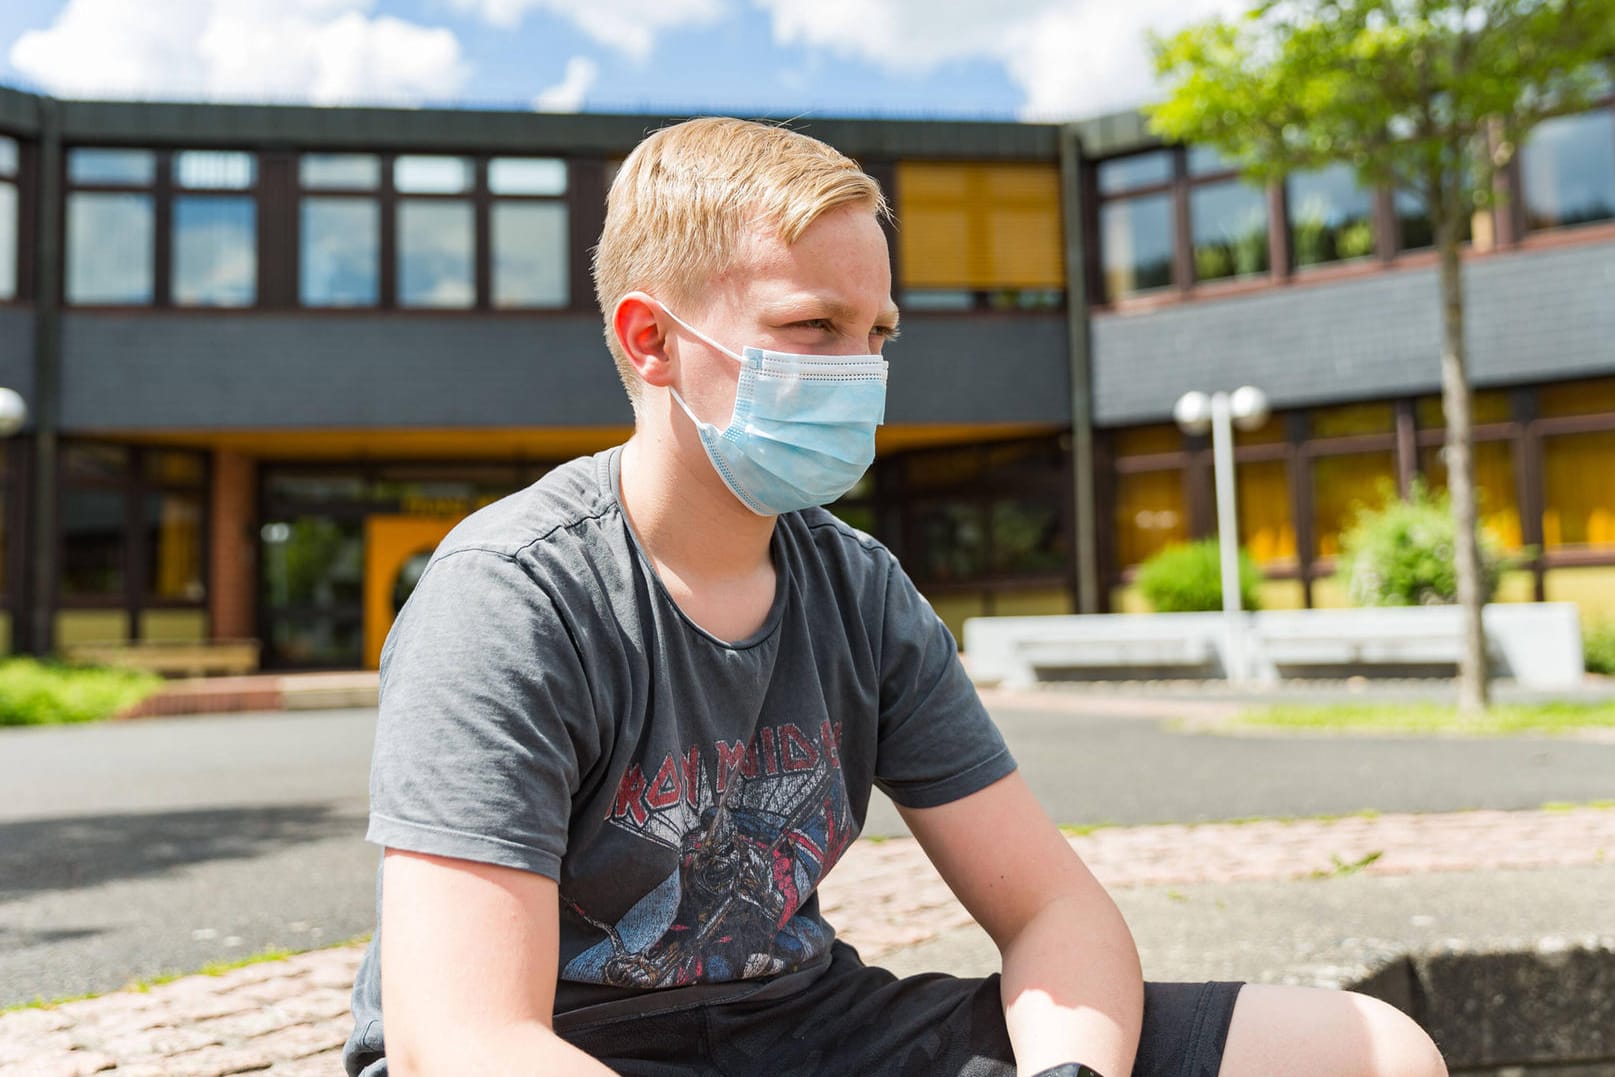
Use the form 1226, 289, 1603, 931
345, 117, 1447, 1077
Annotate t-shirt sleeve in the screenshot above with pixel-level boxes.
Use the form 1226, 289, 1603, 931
872, 557, 1016, 809
365, 547, 596, 880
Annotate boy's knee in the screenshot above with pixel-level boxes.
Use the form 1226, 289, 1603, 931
1347, 992, 1448, 1077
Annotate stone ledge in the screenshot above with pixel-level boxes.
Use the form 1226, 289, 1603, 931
1353, 938, 1615, 1076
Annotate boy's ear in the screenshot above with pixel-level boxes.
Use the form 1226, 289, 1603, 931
614, 293, 675, 389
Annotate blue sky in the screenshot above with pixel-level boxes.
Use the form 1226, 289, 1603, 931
0, 0, 1244, 122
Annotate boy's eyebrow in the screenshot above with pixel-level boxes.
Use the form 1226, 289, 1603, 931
775, 295, 901, 329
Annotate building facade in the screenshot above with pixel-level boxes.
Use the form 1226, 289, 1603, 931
0, 85, 1611, 667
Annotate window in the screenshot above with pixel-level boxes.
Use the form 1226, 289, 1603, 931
1420, 439, 1523, 550
1100, 194, 1174, 300
1235, 459, 1297, 566
59, 443, 209, 628
490, 157, 569, 309
300, 154, 380, 307
1310, 452, 1395, 558
1542, 430, 1615, 551
66, 147, 259, 307
398, 200, 474, 308
1190, 179, 1270, 283
896, 162, 1065, 307
172, 151, 256, 307
1521, 108, 1615, 232
1288, 164, 1376, 268
0, 135, 15, 300
1113, 469, 1187, 569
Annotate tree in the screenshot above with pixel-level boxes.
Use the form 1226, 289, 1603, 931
1147, 0, 1615, 712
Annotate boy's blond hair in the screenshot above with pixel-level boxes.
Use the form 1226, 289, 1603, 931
592, 117, 889, 407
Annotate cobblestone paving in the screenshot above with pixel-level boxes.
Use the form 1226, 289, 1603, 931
3, 806, 1609, 1075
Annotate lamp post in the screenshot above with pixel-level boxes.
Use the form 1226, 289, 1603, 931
1173, 386, 1269, 684
0, 389, 27, 437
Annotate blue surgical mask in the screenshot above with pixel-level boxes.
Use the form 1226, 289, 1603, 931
660, 305, 888, 516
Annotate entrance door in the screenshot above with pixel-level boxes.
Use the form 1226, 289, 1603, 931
363, 516, 459, 670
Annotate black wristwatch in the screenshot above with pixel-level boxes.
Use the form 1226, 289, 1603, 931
1031, 1066, 1106, 1077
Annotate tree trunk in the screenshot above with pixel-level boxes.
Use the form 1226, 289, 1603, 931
1435, 193, 1491, 714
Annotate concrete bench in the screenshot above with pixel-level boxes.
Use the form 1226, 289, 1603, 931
63, 639, 262, 679
964, 604, 1585, 689
1016, 634, 1216, 676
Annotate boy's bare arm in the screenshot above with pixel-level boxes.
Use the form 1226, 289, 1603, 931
897, 772, 1143, 1077
380, 849, 620, 1076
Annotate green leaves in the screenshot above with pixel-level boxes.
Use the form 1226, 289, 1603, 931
1334, 481, 1507, 607
1136, 539, 1265, 613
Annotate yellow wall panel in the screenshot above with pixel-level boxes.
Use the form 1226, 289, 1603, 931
139, 609, 209, 643
897, 162, 1064, 290
56, 610, 130, 647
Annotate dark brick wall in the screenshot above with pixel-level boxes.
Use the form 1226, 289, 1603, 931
58, 310, 1073, 431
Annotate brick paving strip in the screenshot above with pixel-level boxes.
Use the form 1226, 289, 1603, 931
3, 807, 1611, 1076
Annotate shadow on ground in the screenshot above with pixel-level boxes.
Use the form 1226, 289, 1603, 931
0, 804, 365, 899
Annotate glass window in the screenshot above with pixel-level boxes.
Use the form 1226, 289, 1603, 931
300, 197, 379, 307
1190, 179, 1270, 283
260, 517, 363, 608
68, 148, 156, 186
1542, 430, 1615, 550
61, 488, 128, 598
898, 290, 974, 310
0, 136, 16, 177
912, 499, 985, 581
1234, 458, 1296, 565
1187, 145, 1238, 176
491, 201, 568, 308
174, 151, 255, 190
1521, 109, 1615, 231
1100, 194, 1174, 300
398, 200, 474, 308
64, 442, 130, 481
1420, 439, 1522, 550
1538, 376, 1615, 418
489, 157, 567, 196
146, 491, 206, 601
1414, 391, 1512, 427
67, 192, 154, 304
395, 155, 473, 195
1113, 469, 1187, 568
145, 450, 206, 485
1393, 188, 1474, 252
0, 180, 15, 301
300, 154, 381, 190
1289, 164, 1376, 268
1311, 452, 1395, 558
1311, 402, 1395, 438
1097, 151, 1172, 195
1112, 424, 1182, 457
173, 195, 256, 307
989, 497, 1065, 574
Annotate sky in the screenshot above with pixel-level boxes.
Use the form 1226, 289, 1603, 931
0, 0, 1246, 122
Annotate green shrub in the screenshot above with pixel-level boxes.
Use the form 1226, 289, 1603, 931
1586, 623, 1615, 676
0, 659, 164, 727
1137, 539, 1263, 613
1336, 481, 1505, 607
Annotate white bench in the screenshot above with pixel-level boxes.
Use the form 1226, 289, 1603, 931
964, 604, 1585, 689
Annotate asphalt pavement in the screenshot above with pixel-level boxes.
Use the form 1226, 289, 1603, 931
4, 696, 1614, 1007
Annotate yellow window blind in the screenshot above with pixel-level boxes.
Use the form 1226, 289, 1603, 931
896, 162, 1065, 289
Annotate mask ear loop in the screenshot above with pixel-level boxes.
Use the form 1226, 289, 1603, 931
656, 302, 746, 365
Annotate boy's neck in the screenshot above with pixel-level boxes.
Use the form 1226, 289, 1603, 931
618, 432, 777, 583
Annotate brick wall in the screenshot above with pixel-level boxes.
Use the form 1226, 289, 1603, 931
208, 451, 256, 642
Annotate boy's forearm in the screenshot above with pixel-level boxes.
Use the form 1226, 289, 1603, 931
999, 892, 1143, 1077
390, 1020, 621, 1077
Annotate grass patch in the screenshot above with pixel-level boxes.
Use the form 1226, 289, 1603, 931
0, 658, 164, 727
0, 937, 372, 1014
1228, 699, 1615, 737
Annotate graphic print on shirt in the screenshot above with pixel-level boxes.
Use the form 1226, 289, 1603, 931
562, 719, 854, 990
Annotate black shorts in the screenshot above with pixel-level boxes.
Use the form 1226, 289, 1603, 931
558, 941, 1242, 1077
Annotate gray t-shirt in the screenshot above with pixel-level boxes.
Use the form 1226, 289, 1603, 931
345, 447, 1014, 1069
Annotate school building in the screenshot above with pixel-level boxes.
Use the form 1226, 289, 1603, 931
0, 83, 1611, 668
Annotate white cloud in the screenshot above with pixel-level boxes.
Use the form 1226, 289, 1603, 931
9, 0, 470, 105
451, 0, 723, 61
753, 0, 1247, 119
532, 56, 599, 112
